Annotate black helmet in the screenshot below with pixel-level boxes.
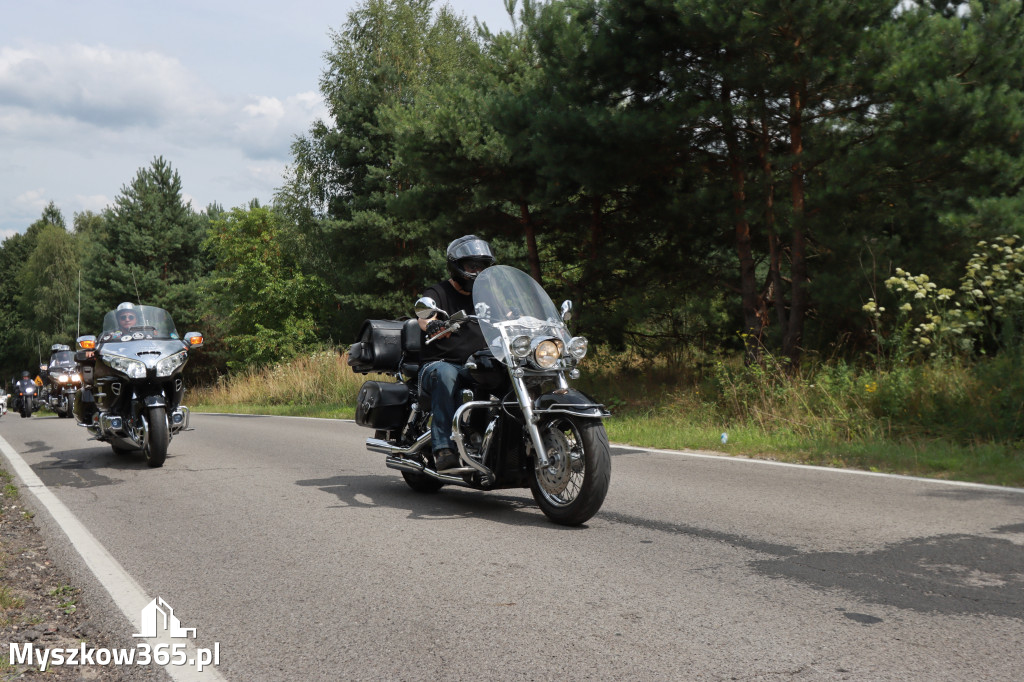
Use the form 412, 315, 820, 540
446, 235, 495, 291
21, 371, 29, 378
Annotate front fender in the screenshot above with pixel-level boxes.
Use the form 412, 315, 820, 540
533, 388, 610, 419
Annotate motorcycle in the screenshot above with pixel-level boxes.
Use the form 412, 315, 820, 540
13, 381, 38, 419
40, 344, 82, 418
349, 265, 611, 526
73, 305, 204, 467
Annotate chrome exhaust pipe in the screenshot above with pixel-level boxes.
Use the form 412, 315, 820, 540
384, 456, 477, 485
366, 430, 431, 457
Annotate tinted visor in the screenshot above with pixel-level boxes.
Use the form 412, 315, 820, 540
448, 238, 493, 262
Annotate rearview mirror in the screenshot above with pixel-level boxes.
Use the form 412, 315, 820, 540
560, 300, 573, 322
184, 332, 204, 349
415, 297, 447, 320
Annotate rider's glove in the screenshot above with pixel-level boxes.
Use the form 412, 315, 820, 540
426, 320, 447, 337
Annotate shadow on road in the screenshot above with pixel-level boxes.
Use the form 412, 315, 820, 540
752, 525, 1024, 621
25, 440, 165, 488
296, 473, 588, 529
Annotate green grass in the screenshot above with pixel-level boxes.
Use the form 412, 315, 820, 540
186, 347, 1024, 488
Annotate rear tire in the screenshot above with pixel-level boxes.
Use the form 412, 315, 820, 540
144, 407, 169, 468
401, 471, 444, 493
529, 416, 611, 526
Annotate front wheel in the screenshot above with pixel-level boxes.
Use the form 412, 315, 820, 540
144, 406, 169, 468
529, 416, 611, 526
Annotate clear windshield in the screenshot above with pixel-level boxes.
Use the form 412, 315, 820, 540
473, 265, 570, 364
48, 351, 76, 368
101, 305, 179, 340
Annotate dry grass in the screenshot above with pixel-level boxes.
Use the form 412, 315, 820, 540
189, 349, 377, 418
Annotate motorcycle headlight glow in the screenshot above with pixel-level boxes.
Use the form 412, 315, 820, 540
70, 373, 81, 383
104, 353, 147, 379
533, 339, 563, 369
57, 374, 69, 383
156, 350, 188, 377
568, 336, 588, 360
511, 335, 531, 358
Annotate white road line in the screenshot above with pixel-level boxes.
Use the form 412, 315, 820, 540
0, 433, 227, 681
607, 442, 1024, 493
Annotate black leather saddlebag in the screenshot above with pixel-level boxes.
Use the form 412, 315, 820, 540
354, 381, 411, 430
347, 319, 405, 374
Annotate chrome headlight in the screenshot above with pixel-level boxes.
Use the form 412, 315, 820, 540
568, 336, 588, 360
57, 374, 69, 383
104, 353, 147, 379
511, 335, 531, 358
156, 350, 188, 377
533, 339, 563, 369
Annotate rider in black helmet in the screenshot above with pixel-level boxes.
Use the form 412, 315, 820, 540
418, 235, 496, 471
444, 234, 496, 293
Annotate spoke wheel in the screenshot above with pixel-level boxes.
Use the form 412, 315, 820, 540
529, 416, 611, 526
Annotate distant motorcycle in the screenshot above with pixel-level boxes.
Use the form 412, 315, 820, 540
13, 380, 38, 419
74, 304, 204, 467
40, 344, 82, 418
349, 265, 611, 526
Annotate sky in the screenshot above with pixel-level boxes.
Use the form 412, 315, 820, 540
0, 0, 516, 239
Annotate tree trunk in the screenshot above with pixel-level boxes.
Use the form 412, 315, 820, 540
721, 81, 764, 364
520, 201, 543, 284
784, 80, 808, 367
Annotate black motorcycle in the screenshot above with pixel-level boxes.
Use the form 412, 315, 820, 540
349, 265, 611, 526
13, 380, 38, 419
73, 305, 203, 467
40, 344, 81, 418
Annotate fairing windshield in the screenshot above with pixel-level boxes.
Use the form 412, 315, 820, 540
48, 351, 76, 368
100, 305, 179, 341
473, 265, 571, 365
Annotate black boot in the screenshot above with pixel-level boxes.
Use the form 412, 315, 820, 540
434, 448, 459, 471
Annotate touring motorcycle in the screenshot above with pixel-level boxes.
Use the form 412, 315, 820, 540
73, 305, 203, 467
349, 265, 611, 526
40, 344, 81, 418
13, 380, 38, 419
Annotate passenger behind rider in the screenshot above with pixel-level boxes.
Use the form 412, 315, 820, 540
418, 235, 496, 472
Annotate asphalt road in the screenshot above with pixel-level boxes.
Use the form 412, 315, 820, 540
2, 412, 1023, 680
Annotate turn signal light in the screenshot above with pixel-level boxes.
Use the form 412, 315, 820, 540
79, 339, 96, 350
189, 335, 204, 346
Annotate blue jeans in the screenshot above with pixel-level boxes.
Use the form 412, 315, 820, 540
419, 360, 474, 452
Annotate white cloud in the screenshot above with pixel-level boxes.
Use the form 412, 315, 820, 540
0, 43, 207, 129
233, 91, 326, 160
73, 194, 112, 213
15, 188, 48, 212
0, 41, 324, 234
